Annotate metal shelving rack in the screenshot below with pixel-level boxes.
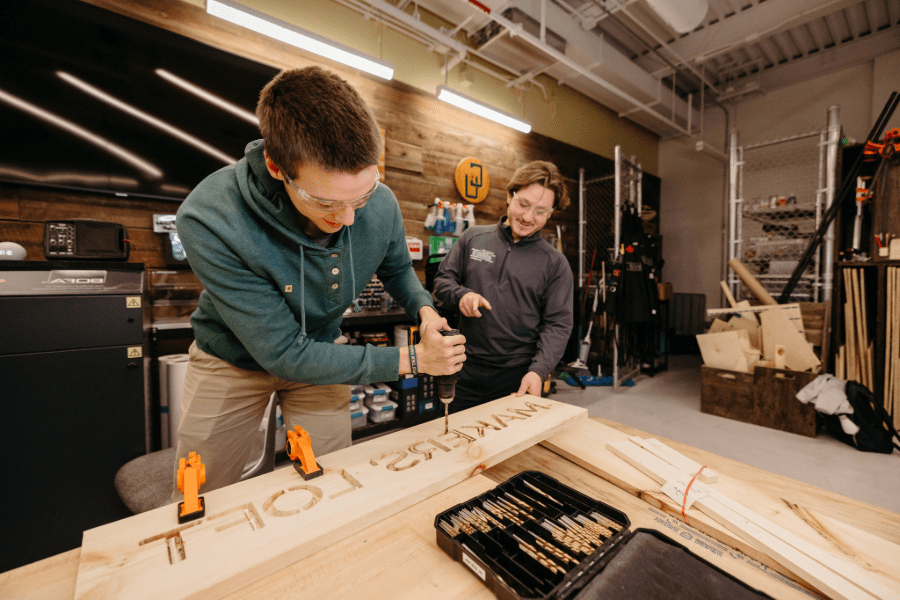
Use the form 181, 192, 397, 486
727, 106, 841, 303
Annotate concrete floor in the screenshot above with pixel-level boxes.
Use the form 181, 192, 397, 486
551, 354, 900, 514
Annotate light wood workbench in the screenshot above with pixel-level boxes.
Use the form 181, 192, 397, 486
3, 418, 898, 600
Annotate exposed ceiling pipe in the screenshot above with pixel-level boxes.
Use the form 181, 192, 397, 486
508, 0, 699, 133
334, 0, 695, 136
695, 140, 728, 163
335, 0, 551, 100
460, 0, 692, 135
335, 0, 528, 86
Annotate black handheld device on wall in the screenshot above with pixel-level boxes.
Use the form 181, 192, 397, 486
44, 219, 130, 260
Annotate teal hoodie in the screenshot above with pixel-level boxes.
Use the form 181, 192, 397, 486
176, 140, 433, 384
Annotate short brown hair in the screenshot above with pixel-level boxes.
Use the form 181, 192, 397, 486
256, 67, 381, 177
507, 161, 570, 211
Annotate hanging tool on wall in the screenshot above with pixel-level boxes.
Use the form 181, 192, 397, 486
176, 452, 206, 523
286, 425, 323, 481
863, 128, 900, 159
851, 177, 872, 255
570, 283, 600, 375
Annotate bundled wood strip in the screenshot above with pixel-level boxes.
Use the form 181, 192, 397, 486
542, 419, 900, 596
618, 437, 900, 600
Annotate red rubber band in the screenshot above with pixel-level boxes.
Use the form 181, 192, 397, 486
681, 465, 707, 522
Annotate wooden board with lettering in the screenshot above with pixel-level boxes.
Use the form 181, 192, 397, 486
74, 396, 586, 600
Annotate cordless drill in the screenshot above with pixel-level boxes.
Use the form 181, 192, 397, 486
436, 329, 460, 435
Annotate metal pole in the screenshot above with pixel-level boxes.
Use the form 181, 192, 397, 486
815, 130, 825, 302
579, 167, 585, 288
823, 105, 840, 303
737, 145, 744, 290
728, 132, 739, 299
540, 0, 546, 43
637, 165, 643, 216
700, 64, 705, 138
614, 145, 622, 259
687, 93, 693, 135
613, 146, 621, 390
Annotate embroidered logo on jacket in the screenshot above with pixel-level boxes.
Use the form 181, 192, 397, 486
470, 248, 495, 263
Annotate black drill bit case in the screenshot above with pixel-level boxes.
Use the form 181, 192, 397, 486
434, 471, 774, 600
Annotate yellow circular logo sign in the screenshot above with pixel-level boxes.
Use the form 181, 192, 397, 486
454, 157, 490, 204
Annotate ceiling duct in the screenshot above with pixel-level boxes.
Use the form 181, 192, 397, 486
473, 7, 567, 55
463, 0, 698, 136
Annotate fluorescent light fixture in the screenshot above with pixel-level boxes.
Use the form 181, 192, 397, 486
156, 69, 259, 125
0, 88, 162, 177
0, 166, 140, 187
57, 71, 239, 165
206, 0, 394, 81
437, 85, 531, 133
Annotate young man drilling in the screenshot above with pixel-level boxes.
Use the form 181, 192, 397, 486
173, 67, 465, 496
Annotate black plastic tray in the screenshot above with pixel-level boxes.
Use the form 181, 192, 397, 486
435, 471, 773, 600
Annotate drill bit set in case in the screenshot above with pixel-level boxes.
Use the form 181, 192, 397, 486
435, 471, 772, 600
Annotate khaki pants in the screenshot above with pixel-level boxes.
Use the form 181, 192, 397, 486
171, 341, 350, 501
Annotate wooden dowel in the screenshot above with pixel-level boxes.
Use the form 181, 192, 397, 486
843, 274, 857, 383
859, 269, 872, 389
720, 280, 737, 308
728, 259, 778, 306
886, 267, 893, 415
852, 270, 866, 386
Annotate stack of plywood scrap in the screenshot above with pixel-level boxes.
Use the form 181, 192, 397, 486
697, 272, 821, 375
697, 262, 825, 436
542, 419, 900, 600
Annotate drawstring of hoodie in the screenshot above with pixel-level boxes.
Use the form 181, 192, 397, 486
349, 228, 361, 312
298, 246, 307, 338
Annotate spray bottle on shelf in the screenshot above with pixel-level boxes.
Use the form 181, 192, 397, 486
424, 198, 439, 230
465, 204, 476, 231
433, 200, 447, 235
453, 203, 465, 236
444, 203, 453, 234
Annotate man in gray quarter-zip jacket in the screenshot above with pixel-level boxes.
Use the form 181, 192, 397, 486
433, 161, 573, 412
172, 67, 465, 497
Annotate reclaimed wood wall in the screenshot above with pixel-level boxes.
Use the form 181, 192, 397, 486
0, 0, 659, 323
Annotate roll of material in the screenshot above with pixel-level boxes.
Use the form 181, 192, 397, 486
728, 258, 778, 306
159, 354, 189, 448
394, 325, 410, 348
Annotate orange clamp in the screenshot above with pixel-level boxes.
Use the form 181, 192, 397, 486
176, 451, 206, 523
286, 425, 323, 481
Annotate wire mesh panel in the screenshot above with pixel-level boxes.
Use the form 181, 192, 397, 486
737, 134, 824, 302
583, 173, 616, 271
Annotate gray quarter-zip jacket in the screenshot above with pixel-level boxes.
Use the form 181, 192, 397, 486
433, 217, 573, 379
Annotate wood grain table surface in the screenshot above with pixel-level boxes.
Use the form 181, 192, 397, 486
2, 418, 896, 600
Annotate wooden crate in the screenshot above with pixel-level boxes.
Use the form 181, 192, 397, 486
701, 365, 818, 437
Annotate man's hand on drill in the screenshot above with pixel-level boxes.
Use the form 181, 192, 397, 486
417, 319, 466, 375
516, 371, 543, 397
459, 292, 492, 318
